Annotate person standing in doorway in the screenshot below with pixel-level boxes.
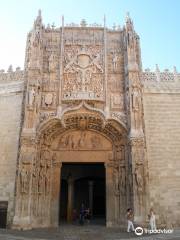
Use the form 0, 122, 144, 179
79, 203, 85, 225
126, 208, 135, 232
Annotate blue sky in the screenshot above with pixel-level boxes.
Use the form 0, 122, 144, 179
0, 0, 179, 71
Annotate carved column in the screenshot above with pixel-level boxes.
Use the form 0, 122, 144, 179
12, 137, 36, 229
124, 15, 149, 224
105, 162, 115, 227
51, 156, 62, 227
24, 11, 44, 131
114, 144, 127, 226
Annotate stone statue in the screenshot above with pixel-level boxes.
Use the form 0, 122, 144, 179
28, 87, 35, 106
120, 167, 126, 195
112, 53, 118, 71
134, 164, 143, 203
32, 165, 39, 193
132, 87, 141, 129
38, 167, 45, 194
69, 134, 75, 149
49, 53, 56, 72
20, 166, 29, 193
77, 132, 86, 148
45, 166, 51, 195
92, 52, 103, 72
132, 87, 140, 111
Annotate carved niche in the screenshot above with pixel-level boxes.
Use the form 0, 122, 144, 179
19, 165, 30, 194
63, 45, 104, 101
28, 30, 42, 70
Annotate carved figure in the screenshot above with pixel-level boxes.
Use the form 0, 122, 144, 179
20, 166, 29, 193
120, 167, 126, 195
32, 165, 39, 193
134, 164, 143, 202
45, 166, 51, 195
132, 87, 140, 111
91, 52, 103, 72
28, 87, 35, 106
91, 135, 101, 149
114, 167, 120, 194
77, 132, 86, 148
58, 134, 70, 148
38, 167, 45, 194
49, 54, 56, 72
112, 53, 118, 71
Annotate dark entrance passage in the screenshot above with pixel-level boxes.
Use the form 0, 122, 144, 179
0, 201, 8, 229
59, 163, 106, 224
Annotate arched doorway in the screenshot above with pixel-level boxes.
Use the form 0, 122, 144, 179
13, 107, 129, 229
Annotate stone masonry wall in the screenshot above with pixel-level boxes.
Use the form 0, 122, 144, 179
143, 70, 180, 228
0, 72, 24, 226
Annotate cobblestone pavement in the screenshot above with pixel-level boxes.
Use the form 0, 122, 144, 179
0, 225, 180, 240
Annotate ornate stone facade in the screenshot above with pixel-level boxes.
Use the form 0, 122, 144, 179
0, 11, 180, 229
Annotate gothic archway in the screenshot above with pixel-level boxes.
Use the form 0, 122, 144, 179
13, 106, 130, 229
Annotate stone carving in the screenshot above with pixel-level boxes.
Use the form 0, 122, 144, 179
112, 53, 118, 71
39, 111, 56, 122
41, 92, 56, 108
134, 163, 144, 205
120, 166, 126, 195
28, 87, 35, 106
91, 135, 102, 149
132, 87, 140, 111
44, 93, 53, 105
58, 132, 87, 149
32, 165, 39, 193
131, 86, 142, 130
49, 53, 56, 72
116, 146, 125, 161
111, 94, 124, 109
114, 167, 120, 195
111, 112, 127, 126
45, 165, 51, 195
19, 166, 30, 194
54, 131, 111, 151
28, 31, 42, 69
10, 13, 161, 228
109, 75, 123, 92
41, 149, 51, 163
38, 166, 45, 194
63, 45, 104, 100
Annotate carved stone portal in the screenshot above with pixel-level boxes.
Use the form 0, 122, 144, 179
13, 13, 148, 230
